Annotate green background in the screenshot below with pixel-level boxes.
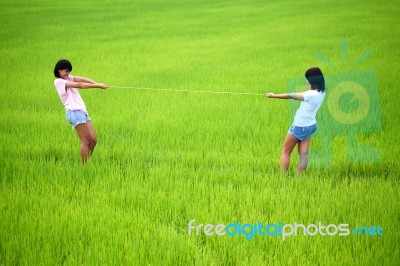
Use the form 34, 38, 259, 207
1, 0, 399, 265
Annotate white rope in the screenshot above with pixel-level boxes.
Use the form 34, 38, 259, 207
108, 85, 265, 96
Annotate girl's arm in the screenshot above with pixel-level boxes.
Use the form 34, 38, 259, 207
66, 81, 108, 89
266, 92, 304, 101
73, 76, 96, 84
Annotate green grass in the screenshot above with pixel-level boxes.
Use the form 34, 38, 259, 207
1, 0, 399, 265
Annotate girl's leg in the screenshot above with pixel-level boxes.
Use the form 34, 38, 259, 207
298, 138, 311, 174
75, 122, 97, 164
280, 133, 298, 172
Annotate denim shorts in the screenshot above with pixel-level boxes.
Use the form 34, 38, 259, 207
66, 110, 91, 127
288, 124, 317, 141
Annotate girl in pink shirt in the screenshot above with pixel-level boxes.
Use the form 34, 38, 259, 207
54, 59, 108, 164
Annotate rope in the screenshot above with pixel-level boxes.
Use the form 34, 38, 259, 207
108, 85, 265, 96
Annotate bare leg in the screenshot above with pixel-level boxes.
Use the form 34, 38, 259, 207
298, 138, 311, 174
75, 122, 97, 164
280, 133, 299, 172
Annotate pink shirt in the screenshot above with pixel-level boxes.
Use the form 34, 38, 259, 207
54, 75, 88, 114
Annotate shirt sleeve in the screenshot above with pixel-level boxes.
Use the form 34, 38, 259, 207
303, 90, 316, 102
54, 78, 67, 95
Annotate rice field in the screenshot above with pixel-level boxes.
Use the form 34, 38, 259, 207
0, 0, 399, 265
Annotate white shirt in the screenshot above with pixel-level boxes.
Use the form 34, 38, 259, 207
54, 75, 88, 114
293, 90, 325, 127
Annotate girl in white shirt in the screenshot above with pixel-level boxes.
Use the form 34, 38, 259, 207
54, 59, 108, 164
266, 67, 325, 174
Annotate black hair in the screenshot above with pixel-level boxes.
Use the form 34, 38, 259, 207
54, 59, 72, 78
305, 67, 325, 92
